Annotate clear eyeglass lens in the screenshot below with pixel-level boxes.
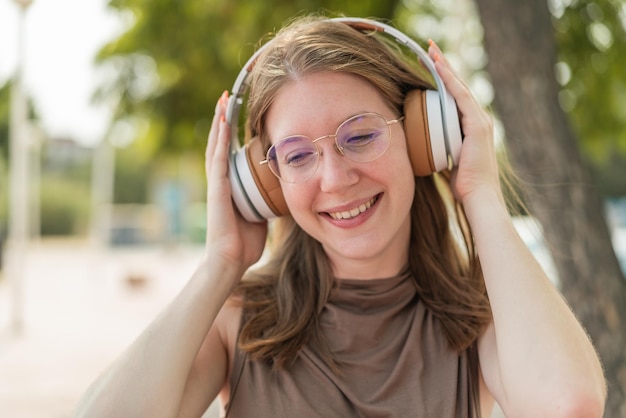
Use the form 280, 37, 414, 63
267, 113, 393, 183
267, 136, 320, 183
337, 114, 390, 162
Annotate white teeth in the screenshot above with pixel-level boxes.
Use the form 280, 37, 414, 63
329, 197, 376, 220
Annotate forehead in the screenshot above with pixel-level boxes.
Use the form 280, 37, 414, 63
265, 72, 392, 143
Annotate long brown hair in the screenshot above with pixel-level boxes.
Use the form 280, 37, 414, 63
234, 16, 491, 369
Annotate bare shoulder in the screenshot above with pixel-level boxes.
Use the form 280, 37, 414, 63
213, 295, 243, 406
215, 295, 244, 361
477, 323, 497, 417
176, 296, 245, 417
478, 361, 495, 417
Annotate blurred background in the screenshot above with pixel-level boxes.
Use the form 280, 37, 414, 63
0, 0, 625, 417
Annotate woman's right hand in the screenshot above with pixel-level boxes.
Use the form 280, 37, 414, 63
204, 91, 268, 277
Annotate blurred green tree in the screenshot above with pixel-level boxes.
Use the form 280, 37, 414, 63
0, 80, 38, 238
113, 146, 150, 204
0, 82, 9, 161
0, 80, 38, 160
96, 0, 401, 157
555, 0, 626, 167
39, 174, 91, 236
0, 82, 9, 237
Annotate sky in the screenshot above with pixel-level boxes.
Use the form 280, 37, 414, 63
0, 0, 124, 145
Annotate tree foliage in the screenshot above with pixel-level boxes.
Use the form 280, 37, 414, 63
0, 80, 38, 160
0, 82, 10, 161
96, 0, 402, 157
0, 80, 38, 235
553, 0, 626, 164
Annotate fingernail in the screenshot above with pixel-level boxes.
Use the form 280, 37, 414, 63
220, 114, 225, 123
433, 52, 441, 63
428, 38, 434, 47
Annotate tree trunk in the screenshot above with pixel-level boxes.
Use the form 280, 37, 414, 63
472, 0, 626, 416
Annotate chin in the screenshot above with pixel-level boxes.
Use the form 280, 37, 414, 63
324, 239, 403, 273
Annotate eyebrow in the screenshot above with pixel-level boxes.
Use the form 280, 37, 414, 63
269, 110, 385, 142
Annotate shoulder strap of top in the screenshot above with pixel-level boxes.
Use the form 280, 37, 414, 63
223, 306, 251, 418
467, 341, 482, 418
223, 349, 247, 418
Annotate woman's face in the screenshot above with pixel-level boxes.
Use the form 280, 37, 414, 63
265, 72, 415, 279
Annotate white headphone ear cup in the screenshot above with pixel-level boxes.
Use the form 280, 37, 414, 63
441, 90, 462, 167
229, 147, 265, 222
228, 138, 288, 222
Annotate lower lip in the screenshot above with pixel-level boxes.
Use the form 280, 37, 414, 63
324, 194, 380, 228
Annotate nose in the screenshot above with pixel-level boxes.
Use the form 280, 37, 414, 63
316, 140, 359, 193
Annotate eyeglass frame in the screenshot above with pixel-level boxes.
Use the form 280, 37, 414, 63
259, 112, 405, 183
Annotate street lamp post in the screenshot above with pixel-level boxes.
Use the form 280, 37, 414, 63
6, 0, 34, 335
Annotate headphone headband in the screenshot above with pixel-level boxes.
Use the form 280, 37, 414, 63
226, 18, 454, 161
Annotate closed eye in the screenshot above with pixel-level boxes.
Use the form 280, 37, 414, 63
284, 150, 318, 167
343, 129, 383, 148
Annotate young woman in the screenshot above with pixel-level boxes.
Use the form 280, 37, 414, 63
75, 16, 606, 418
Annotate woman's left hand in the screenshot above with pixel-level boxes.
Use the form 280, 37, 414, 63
428, 41, 503, 206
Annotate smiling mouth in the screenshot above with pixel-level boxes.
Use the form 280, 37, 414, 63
327, 195, 378, 220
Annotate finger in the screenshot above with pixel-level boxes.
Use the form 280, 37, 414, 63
438, 58, 492, 133
430, 52, 479, 118
427, 39, 460, 79
206, 91, 229, 174
428, 44, 473, 98
210, 113, 231, 180
427, 40, 454, 75
426, 42, 475, 109
428, 49, 493, 144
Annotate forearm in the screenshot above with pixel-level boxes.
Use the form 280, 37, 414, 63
464, 187, 605, 416
74, 256, 242, 418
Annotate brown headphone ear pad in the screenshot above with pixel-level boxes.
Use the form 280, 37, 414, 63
246, 137, 290, 216
404, 90, 436, 176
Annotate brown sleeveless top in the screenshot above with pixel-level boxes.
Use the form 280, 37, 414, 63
225, 272, 478, 417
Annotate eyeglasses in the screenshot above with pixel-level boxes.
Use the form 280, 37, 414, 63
260, 112, 404, 183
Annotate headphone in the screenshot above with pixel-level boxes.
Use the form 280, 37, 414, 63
225, 17, 462, 223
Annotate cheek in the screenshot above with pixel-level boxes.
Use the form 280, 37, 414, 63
281, 183, 312, 213
380, 140, 416, 202
384, 136, 414, 178
281, 184, 319, 234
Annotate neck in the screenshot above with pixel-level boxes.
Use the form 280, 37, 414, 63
328, 248, 409, 280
